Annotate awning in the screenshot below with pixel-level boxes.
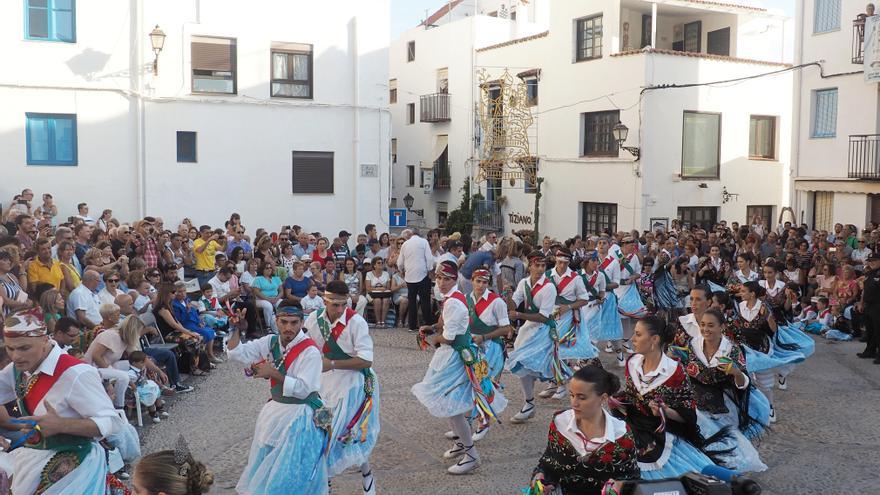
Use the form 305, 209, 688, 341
423, 135, 448, 169
794, 179, 880, 194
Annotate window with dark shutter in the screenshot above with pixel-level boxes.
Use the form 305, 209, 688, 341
292, 151, 334, 193
177, 131, 197, 163
192, 36, 236, 94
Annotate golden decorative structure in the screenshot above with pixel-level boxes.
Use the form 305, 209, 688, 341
475, 68, 537, 186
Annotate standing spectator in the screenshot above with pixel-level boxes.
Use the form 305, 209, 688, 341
96, 209, 113, 232
26, 238, 65, 292
480, 232, 498, 252
337, 230, 353, 257
852, 238, 872, 273
75, 202, 96, 225
34, 193, 57, 225
396, 228, 434, 331
14, 215, 36, 251
226, 226, 253, 258
194, 225, 225, 286
67, 269, 103, 329
74, 223, 92, 265
365, 223, 378, 241
857, 253, 880, 364
390, 269, 408, 327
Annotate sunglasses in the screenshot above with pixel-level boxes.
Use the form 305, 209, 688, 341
107, 279, 120, 283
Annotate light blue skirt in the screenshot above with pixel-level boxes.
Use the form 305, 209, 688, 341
325, 373, 381, 477
777, 323, 816, 358
413, 346, 509, 418
639, 433, 716, 480
742, 342, 805, 374
558, 310, 599, 361
824, 329, 853, 341
746, 387, 772, 440
617, 284, 648, 319
590, 292, 623, 341
237, 407, 328, 495
708, 281, 727, 293
506, 324, 572, 382
482, 339, 506, 381
802, 322, 828, 335
107, 422, 142, 463
696, 396, 767, 473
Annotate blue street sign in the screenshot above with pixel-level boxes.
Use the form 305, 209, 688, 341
389, 208, 407, 227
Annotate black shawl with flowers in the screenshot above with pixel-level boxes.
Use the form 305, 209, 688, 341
534, 411, 640, 494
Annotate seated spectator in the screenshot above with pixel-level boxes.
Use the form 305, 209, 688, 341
366, 257, 392, 328
292, 232, 315, 258
278, 242, 296, 274
56, 239, 82, 296
282, 261, 311, 305
390, 270, 408, 328
39, 287, 65, 334
0, 250, 32, 317
153, 282, 208, 376
83, 303, 131, 408
308, 261, 329, 294
339, 257, 367, 316
197, 284, 229, 330
67, 269, 103, 329
99, 271, 126, 305
26, 238, 65, 292
52, 316, 85, 355
127, 351, 168, 424
301, 284, 324, 316
171, 282, 220, 365
252, 261, 282, 333
312, 237, 333, 267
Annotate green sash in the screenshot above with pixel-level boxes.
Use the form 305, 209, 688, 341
267, 336, 324, 409
579, 270, 601, 301
466, 294, 502, 346
314, 309, 375, 396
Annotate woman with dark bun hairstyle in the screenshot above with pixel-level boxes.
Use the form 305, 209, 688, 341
611, 316, 733, 480
132, 438, 214, 495
529, 366, 639, 494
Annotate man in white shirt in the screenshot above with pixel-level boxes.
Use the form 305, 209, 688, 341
397, 228, 435, 332
67, 270, 103, 329
479, 232, 498, 252
74, 202, 96, 225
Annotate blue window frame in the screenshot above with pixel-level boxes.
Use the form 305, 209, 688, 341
811, 88, 838, 138
26, 113, 77, 166
25, 0, 76, 42
177, 131, 197, 163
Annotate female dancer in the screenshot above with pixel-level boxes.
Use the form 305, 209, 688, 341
412, 261, 507, 475
611, 316, 731, 479
727, 253, 759, 295
669, 309, 769, 472
529, 366, 640, 494
594, 238, 625, 367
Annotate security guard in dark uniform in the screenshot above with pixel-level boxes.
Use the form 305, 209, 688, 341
857, 253, 880, 364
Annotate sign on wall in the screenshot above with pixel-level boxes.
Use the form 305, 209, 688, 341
389, 208, 407, 227
866, 15, 880, 83
360, 163, 378, 178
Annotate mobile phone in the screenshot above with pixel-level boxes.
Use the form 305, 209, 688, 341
829, 247, 837, 252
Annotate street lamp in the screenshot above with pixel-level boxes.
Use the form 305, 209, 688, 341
403, 193, 423, 217
150, 25, 166, 76
612, 121, 640, 160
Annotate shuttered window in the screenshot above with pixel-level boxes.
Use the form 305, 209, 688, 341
26, 113, 77, 166
389, 79, 397, 104
814, 0, 841, 33
813, 192, 834, 231
749, 115, 777, 159
25, 0, 75, 42
811, 89, 837, 138
581, 202, 617, 236
191, 36, 236, 94
292, 151, 333, 193
575, 15, 603, 61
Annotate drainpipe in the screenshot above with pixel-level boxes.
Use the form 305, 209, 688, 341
351, 17, 360, 230
135, 0, 146, 218
791, 0, 804, 222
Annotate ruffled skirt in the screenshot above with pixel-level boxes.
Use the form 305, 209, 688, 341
322, 370, 381, 477
236, 402, 328, 495
777, 323, 816, 358
506, 323, 572, 381
107, 422, 142, 463
8, 442, 109, 495
590, 292, 623, 341
742, 340, 806, 374
639, 433, 715, 480
616, 284, 648, 319
696, 396, 767, 473
412, 346, 507, 418
558, 309, 600, 361
482, 339, 506, 381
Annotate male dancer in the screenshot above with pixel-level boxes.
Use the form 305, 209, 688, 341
0, 309, 123, 494
227, 302, 328, 494
616, 236, 642, 352
304, 281, 379, 495
596, 237, 625, 366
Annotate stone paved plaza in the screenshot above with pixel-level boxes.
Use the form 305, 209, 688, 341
141, 329, 879, 494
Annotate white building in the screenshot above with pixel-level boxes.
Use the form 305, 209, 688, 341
391, 0, 793, 239
791, 0, 880, 229
0, 0, 390, 233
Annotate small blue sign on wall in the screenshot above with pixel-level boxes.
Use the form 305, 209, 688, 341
389, 208, 407, 227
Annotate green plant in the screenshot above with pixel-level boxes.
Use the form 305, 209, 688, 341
444, 178, 474, 236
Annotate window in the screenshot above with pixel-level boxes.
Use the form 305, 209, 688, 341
523, 157, 538, 194
176, 131, 197, 163
678, 207, 718, 230
437, 68, 449, 94
511, 10, 517, 21
582, 110, 619, 157
684, 21, 702, 53
26, 113, 76, 166
575, 15, 603, 61
525, 78, 538, 106
746, 205, 773, 231
581, 202, 617, 236
389, 79, 397, 104
407, 103, 415, 124
488, 11, 498, 17
814, 0, 841, 33
681, 111, 721, 179
486, 178, 502, 202
25, 0, 75, 42
811, 88, 837, 138
391, 138, 397, 164
437, 201, 449, 227
749, 115, 777, 160
407, 165, 415, 186
707, 27, 730, 56
271, 43, 312, 98
407, 41, 415, 62
292, 151, 333, 193
191, 36, 236, 94
419, 169, 426, 188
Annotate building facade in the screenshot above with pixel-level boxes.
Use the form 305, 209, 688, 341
391, 0, 793, 239
791, 0, 880, 229
1, 0, 390, 233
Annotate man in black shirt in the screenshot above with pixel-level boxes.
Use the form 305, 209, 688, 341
857, 253, 880, 363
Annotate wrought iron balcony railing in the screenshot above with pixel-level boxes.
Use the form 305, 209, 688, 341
849, 134, 880, 179
473, 200, 503, 231
433, 160, 451, 190
420, 93, 451, 123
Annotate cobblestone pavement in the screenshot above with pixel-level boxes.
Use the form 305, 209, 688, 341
141, 330, 879, 494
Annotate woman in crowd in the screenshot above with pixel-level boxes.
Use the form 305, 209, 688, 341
339, 257, 366, 316
278, 242, 297, 275
365, 257, 392, 328
0, 250, 30, 317
815, 262, 837, 299
309, 261, 329, 294
252, 261, 283, 333
282, 261, 311, 306
171, 282, 220, 365
312, 237, 333, 267
669, 309, 768, 472
377, 233, 392, 259
611, 316, 729, 479
728, 253, 759, 295
57, 240, 82, 294
132, 441, 214, 495
529, 366, 639, 494
390, 269, 408, 328
39, 287, 65, 333
153, 282, 207, 376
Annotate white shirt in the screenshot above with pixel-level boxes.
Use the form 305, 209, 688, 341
691, 334, 749, 389
98, 287, 124, 306
555, 408, 629, 456
734, 269, 759, 283
549, 267, 588, 303
598, 253, 621, 285
208, 275, 232, 300
678, 312, 701, 340
304, 308, 374, 362
511, 274, 557, 335
67, 283, 103, 325
738, 300, 764, 322
759, 279, 785, 297
469, 290, 510, 327
619, 253, 642, 283
439, 287, 470, 341
627, 353, 679, 395
301, 294, 325, 314
227, 330, 322, 399
479, 241, 496, 252
397, 235, 434, 283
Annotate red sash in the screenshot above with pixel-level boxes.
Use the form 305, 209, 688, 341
530, 278, 549, 299
819, 309, 831, 319
447, 290, 468, 307
24, 354, 83, 415
322, 308, 357, 355
586, 271, 599, 288
554, 271, 577, 294
472, 291, 499, 317
598, 255, 614, 273
270, 338, 319, 390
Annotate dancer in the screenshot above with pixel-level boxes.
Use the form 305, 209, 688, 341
727, 253, 759, 295
529, 366, 640, 494
506, 252, 568, 424
594, 237, 626, 367
672, 285, 712, 347
578, 252, 607, 367
611, 316, 731, 480
669, 309, 769, 472
227, 302, 330, 494
412, 261, 507, 475
304, 280, 379, 495
539, 248, 595, 400
0, 309, 124, 494
616, 237, 644, 353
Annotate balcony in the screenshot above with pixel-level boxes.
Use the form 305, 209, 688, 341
473, 200, 503, 232
853, 17, 866, 64
848, 134, 880, 179
433, 160, 451, 190
420, 93, 450, 123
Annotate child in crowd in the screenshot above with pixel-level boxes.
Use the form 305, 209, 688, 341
795, 296, 816, 322
803, 297, 831, 334
132, 279, 155, 316
300, 284, 325, 316
127, 351, 168, 424
197, 285, 229, 331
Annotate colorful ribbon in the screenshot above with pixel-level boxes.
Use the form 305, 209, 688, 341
337, 371, 376, 445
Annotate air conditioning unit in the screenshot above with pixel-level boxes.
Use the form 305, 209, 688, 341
671, 173, 682, 182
